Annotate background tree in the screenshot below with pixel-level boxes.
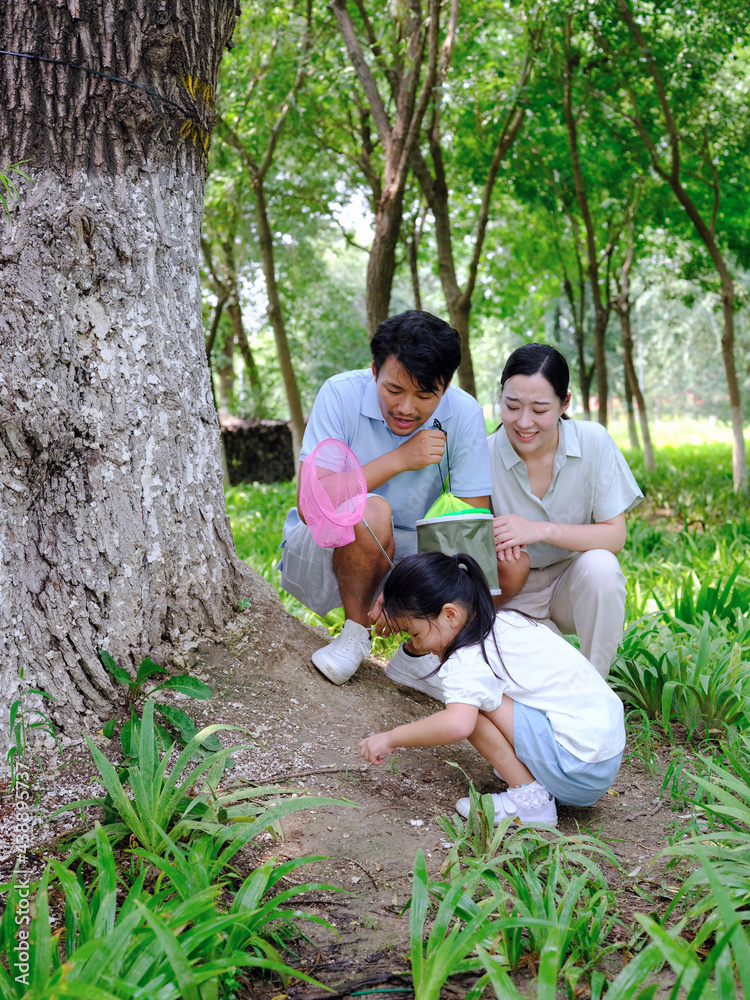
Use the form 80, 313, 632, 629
410, 0, 547, 396
604, 0, 750, 491
215, 0, 320, 467
0, 0, 242, 732
331, 0, 440, 337
201, 174, 267, 420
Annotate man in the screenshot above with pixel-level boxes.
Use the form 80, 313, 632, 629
279, 310, 525, 688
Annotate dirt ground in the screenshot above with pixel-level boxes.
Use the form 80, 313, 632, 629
0, 574, 689, 998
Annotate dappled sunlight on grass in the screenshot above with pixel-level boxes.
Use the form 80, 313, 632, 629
608, 416, 749, 450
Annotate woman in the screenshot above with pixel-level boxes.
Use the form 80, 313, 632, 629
489, 344, 643, 678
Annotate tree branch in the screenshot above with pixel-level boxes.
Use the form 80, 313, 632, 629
330, 0, 392, 147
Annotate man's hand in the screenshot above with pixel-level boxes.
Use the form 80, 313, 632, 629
360, 731, 395, 765
369, 591, 400, 637
395, 428, 446, 472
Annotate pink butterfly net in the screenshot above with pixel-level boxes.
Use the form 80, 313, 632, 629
299, 438, 394, 565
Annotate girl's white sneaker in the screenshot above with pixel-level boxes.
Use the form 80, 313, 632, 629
456, 780, 558, 828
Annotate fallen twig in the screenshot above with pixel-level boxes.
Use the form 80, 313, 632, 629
623, 800, 665, 822
342, 856, 380, 889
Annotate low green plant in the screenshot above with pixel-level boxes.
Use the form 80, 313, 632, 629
634, 847, 750, 1000
624, 708, 663, 776
438, 775, 615, 878
6, 666, 62, 792
98, 649, 229, 765
128, 831, 340, 981
405, 849, 537, 1000
54, 700, 353, 857
0, 160, 31, 219
661, 735, 750, 941
611, 613, 750, 736
0, 824, 328, 1000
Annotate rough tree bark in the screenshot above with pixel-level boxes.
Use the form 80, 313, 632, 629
0, 0, 244, 735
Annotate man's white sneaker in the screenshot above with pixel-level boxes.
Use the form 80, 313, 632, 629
311, 619, 371, 685
455, 781, 558, 828
385, 643, 444, 700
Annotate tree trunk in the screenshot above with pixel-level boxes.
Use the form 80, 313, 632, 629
622, 369, 640, 450
411, 150, 476, 395
217, 328, 236, 413
254, 179, 306, 472
562, 273, 593, 418
615, 229, 655, 470
563, 19, 609, 425
0, 0, 243, 734
230, 303, 266, 419
220, 237, 266, 418
331, 0, 440, 339
405, 205, 426, 311
409, 7, 541, 398
366, 199, 406, 335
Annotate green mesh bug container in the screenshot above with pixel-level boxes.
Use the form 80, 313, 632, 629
417, 496, 500, 596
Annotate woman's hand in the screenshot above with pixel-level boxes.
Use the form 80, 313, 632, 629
493, 514, 538, 559
360, 731, 394, 765
493, 512, 627, 557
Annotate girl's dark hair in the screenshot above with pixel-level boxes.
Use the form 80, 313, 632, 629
382, 551, 501, 668
500, 343, 570, 413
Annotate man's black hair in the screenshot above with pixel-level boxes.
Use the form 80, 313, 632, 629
370, 310, 461, 394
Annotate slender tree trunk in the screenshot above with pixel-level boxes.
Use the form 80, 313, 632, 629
405, 205, 426, 311
229, 303, 266, 418
410, 8, 542, 398
622, 375, 640, 450
563, 18, 609, 425
619, 307, 655, 468
254, 179, 305, 472
366, 200, 406, 333
615, 224, 655, 469
0, 0, 242, 733
216, 236, 266, 417
562, 274, 593, 418
411, 150, 476, 394
217, 329, 236, 412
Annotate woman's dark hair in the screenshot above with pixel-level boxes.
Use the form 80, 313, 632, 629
382, 551, 502, 669
500, 343, 570, 411
371, 310, 461, 394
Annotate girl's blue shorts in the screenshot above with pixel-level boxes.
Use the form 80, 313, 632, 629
513, 701, 623, 807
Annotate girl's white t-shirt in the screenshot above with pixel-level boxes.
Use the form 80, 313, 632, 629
438, 611, 625, 763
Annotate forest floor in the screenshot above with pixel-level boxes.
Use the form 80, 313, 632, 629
0, 574, 689, 998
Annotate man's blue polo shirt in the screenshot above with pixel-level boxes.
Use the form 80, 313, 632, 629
287, 368, 492, 532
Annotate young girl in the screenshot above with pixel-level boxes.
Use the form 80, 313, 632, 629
360, 551, 625, 826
